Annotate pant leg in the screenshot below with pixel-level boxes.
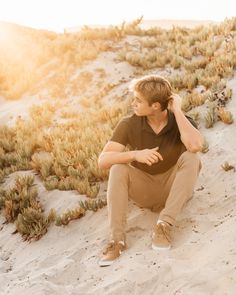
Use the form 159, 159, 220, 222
158, 151, 201, 225
107, 164, 129, 242
107, 151, 201, 240
107, 164, 163, 241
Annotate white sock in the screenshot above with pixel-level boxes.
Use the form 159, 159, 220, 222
111, 240, 125, 245
156, 219, 172, 226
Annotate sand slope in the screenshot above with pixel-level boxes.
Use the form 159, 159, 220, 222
0, 47, 236, 295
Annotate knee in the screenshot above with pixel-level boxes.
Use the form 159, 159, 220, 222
109, 164, 129, 178
178, 151, 201, 171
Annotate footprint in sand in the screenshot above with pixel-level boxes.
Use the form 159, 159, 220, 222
0, 251, 13, 273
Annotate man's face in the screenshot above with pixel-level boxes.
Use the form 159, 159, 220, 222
132, 91, 160, 116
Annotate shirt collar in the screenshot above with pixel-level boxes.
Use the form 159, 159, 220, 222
141, 110, 174, 135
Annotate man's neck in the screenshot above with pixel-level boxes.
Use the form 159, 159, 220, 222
147, 110, 168, 126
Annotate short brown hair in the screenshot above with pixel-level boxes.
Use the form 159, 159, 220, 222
130, 75, 172, 110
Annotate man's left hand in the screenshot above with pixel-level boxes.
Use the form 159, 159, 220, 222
168, 93, 182, 113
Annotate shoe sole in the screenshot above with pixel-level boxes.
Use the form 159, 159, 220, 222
152, 244, 171, 251
98, 260, 115, 267
98, 250, 123, 267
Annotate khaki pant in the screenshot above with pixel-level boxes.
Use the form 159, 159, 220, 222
107, 151, 201, 241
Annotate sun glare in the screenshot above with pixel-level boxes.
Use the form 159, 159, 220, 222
0, 24, 12, 44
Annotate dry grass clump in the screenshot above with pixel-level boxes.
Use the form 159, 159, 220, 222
183, 73, 200, 90
170, 55, 183, 69
169, 72, 201, 92
181, 90, 207, 113
197, 73, 221, 90
0, 126, 33, 183
210, 79, 227, 93
168, 73, 186, 91
140, 37, 158, 48
122, 51, 150, 69
207, 83, 232, 107
120, 47, 169, 70
0, 175, 54, 241
221, 161, 235, 171
175, 44, 193, 60
0, 175, 37, 223
201, 139, 209, 154
183, 56, 209, 72
204, 103, 218, 128
205, 56, 234, 79
55, 207, 85, 226
78, 24, 125, 41
55, 198, 107, 226
187, 109, 200, 126
217, 107, 234, 124
31, 152, 54, 180
16, 207, 55, 241
189, 91, 206, 107
122, 17, 144, 36
79, 198, 107, 212
181, 94, 193, 112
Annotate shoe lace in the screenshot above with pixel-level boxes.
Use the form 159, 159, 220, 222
103, 242, 118, 254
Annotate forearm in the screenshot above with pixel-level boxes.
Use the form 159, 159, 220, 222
174, 109, 204, 152
98, 150, 136, 169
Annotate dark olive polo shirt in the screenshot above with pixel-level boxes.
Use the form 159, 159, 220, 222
110, 111, 197, 175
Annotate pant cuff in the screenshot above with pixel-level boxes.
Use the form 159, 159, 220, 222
158, 214, 175, 226
110, 233, 126, 242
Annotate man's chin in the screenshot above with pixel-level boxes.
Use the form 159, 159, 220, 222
134, 110, 142, 116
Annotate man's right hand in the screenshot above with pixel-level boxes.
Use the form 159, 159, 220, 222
133, 147, 163, 166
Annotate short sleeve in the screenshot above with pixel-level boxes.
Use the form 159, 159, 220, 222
186, 115, 198, 129
110, 118, 129, 146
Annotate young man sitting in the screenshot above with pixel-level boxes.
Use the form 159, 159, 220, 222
98, 75, 203, 267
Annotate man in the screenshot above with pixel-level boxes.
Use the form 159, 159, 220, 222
98, 75, 203, 267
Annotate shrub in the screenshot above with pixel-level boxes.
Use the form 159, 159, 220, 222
217, 108, 233, 124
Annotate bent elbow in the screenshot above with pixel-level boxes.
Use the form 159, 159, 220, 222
185, 135, 204, 153
98, 158, 105, 169
98, 157, 110, 170
186, 142, 203, 153
187, 146, 201, 153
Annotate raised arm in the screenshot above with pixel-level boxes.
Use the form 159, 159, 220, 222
168, 94, 204, 153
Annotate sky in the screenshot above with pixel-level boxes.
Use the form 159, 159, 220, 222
0, 0, 235, 32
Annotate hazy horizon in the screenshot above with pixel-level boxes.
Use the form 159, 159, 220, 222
0, 0, 234, 33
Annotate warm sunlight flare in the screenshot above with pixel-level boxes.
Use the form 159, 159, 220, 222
0, 24, 11, 44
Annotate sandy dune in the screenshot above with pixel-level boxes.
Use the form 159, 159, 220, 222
0, 28, 236, 295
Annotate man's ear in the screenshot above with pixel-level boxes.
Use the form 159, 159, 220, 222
152, 102, 161, 110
